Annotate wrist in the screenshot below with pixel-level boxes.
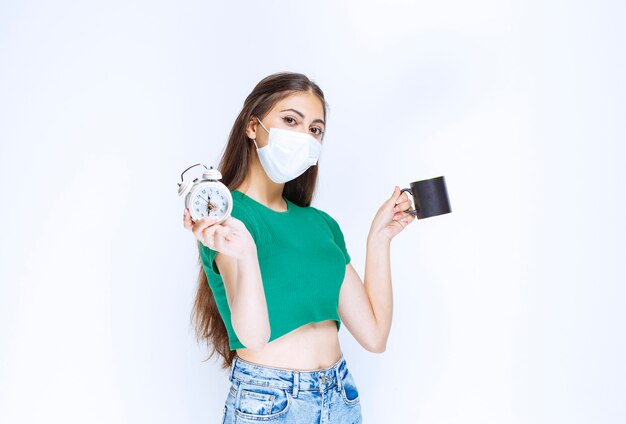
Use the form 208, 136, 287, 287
238, 243, 258, 261
367, 231, 391, 248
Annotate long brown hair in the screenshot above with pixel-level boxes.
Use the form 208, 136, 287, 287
191, 72, 328, 369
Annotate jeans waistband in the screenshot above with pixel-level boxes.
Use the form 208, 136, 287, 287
229, 353, 347, 396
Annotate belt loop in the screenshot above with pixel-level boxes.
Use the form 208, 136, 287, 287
229, 356, 237, 382
334, 364, 342, 393
292, 371, 300, 398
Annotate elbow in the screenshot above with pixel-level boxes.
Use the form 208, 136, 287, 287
244, 340, 269, 352
238, 328, 271, 352
365, 338, 387, 354
231, 313, 271, 351
369, 344, 387, 354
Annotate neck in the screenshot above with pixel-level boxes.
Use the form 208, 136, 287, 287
235, 154, 286, 210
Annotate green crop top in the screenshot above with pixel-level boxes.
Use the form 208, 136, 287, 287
198, 190, 351, 350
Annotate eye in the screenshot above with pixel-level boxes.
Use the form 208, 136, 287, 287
283, 116, 297, 125
310, 127, 324, 136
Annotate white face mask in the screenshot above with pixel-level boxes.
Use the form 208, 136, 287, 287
253, 117, 322, 183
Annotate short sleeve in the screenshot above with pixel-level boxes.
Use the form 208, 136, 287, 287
199, 242, 220, 275
316, 209, 351, 265
198, 200, 261, 277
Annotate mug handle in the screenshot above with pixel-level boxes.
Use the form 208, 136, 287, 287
400, 188, 418, 216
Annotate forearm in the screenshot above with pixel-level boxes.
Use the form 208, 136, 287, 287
364, 234, 393, 349
230, 249, 271, 350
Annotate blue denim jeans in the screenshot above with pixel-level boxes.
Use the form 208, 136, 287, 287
221, 353, 363, 423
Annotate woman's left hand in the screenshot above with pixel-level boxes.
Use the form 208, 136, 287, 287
368, 186, 416, 242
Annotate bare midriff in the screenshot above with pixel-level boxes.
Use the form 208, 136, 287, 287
235, 320, 343, 371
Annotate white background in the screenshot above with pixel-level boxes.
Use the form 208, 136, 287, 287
1, 0, 625, 423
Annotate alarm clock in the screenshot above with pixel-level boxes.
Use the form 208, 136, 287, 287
177, 164, 233, 224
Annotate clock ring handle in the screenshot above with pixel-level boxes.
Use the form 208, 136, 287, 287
179, 163, 209, 183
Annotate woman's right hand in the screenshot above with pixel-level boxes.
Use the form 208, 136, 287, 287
183, 208, 257, 259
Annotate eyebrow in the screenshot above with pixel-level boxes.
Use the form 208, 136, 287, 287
280, 109, 325, 127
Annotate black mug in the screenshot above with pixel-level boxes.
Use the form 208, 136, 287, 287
401, 176, 451, 219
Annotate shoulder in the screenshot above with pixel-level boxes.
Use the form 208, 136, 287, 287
308, 205, 351, 263
307, 205, 331, 220
308, 206, 344, 231
230, 191, 263, 239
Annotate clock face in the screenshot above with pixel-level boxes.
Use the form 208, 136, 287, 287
188, 182, 232, 222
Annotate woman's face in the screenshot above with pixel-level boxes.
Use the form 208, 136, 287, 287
247, 91, 326, 148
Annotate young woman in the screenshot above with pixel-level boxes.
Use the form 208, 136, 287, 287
183, 72, 414, 423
